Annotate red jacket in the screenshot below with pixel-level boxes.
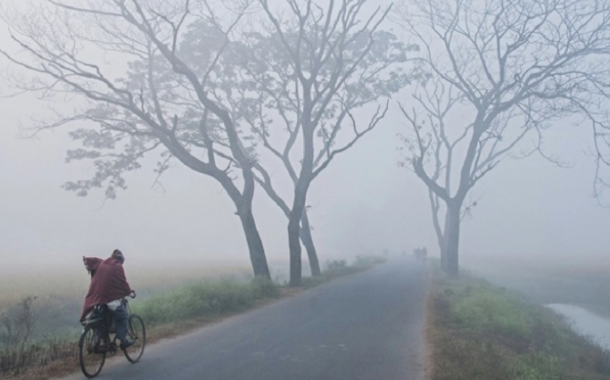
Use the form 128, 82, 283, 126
80, 257, 132, 321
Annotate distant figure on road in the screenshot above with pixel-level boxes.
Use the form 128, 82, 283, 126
413, 247, 427, 262
80, 249, 135, 350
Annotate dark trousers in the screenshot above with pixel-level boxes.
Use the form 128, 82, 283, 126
113, 303, 129, 343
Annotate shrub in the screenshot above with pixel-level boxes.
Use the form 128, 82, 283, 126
451, 286, 533, 338
325, 259, 348, 271
249, 277, 280, 299
133, 278, 279, 326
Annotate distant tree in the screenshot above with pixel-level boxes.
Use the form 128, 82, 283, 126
247, 0, 417, 286
395, 0, 610, 277
0, 0, 272, 278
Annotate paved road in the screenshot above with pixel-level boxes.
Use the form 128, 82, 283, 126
64, 256, 428, 380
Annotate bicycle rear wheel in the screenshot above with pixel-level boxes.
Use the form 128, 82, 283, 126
78, 325, 106, 378
124, 314, 146, 363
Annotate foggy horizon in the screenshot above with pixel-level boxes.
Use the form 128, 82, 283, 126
1, 0, 609, 275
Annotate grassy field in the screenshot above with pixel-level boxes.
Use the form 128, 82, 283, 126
0, 255, 383, 380
463, 256, 610, 318
0, 260, 255, 341
426, 262, 610, 380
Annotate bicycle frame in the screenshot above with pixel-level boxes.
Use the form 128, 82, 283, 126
79, 296, 145, 378
81, 303, 123, 355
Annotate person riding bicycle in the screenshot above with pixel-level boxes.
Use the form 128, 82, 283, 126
80, 249, 135, 350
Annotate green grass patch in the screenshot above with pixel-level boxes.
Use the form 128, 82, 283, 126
451, 284, 535, 339
465, 258, 610, 319
428, 262, 610, 380
132, 277, 280, 325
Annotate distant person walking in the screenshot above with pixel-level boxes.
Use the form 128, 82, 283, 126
413, 247, 427, 262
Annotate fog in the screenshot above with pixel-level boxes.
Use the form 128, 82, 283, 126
0, 1, 609, 278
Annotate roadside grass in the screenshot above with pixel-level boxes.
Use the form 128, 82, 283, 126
0, 255, 384, 380
131, 277, 281, 325
427, 262, 610, 380
463, 257, 610, 319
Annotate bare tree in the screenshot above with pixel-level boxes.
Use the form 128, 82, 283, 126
0, 0, 272, 278
396, 0, 610, 277
172, 3, 416, 281
0, 296, 37, 349
176, 15, 326, 278
245, 0, 417, 286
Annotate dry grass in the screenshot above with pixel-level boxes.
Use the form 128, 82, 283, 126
0, 262, 253, 303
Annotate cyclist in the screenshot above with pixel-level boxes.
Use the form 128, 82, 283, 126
80, 249, 134, 350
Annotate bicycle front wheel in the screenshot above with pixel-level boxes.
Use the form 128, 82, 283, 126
78, 325, 106, 378
124, 314, 146, 363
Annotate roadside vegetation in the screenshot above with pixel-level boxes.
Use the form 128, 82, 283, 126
465, 257, 610, 319
427, 262, 610, 380
0, 256, 383, 380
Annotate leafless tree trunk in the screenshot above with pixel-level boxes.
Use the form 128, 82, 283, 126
443, 201, 461, 276
428, 190, 447, 270
299, 211, 320, 276
254, 164, 321, 276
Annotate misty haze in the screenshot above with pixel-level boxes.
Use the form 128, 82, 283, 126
1, 0, 610, 379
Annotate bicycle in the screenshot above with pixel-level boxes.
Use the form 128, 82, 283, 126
78, 291, 146, 378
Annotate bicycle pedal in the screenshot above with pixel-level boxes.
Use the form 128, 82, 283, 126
93, 345, 107, 354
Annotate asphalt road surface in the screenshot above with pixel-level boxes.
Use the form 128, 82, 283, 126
63, 256, 428, 380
